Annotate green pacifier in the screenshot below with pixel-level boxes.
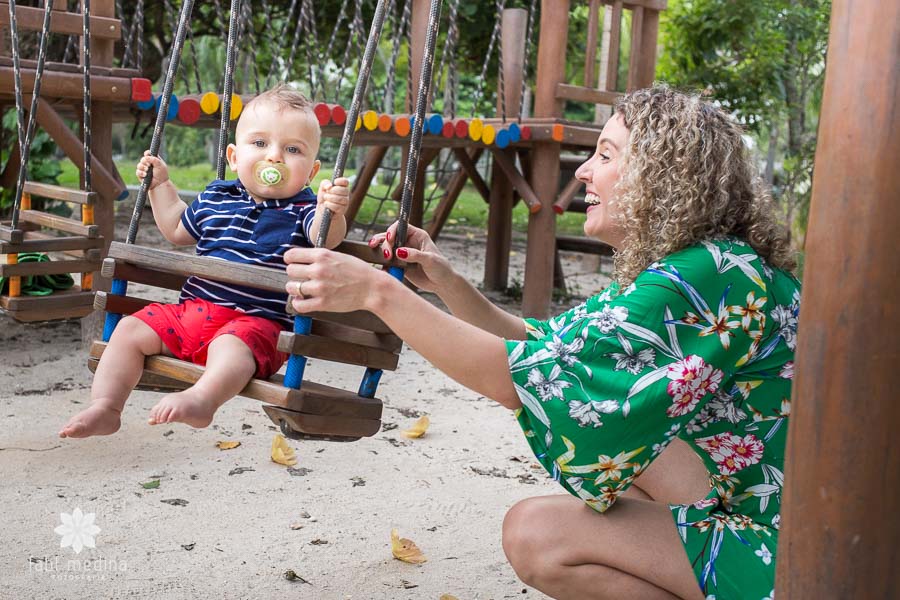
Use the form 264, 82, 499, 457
253, 161, 288, 186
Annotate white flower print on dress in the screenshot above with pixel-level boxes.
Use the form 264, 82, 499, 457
665, 355, 725, 417
587, 305, 629, 334
567, 399, 620, 428
706, 390, 748, 424
526, 365, 572, 402
546, 335, 584, 367
771, 301, 799, 350
754, 543, 773, 565
608, 345, 657, 375
778, 361, 794, 379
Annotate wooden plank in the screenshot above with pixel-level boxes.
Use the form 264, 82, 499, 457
451, 147, 490, 202
334, 239, 402, 267
310, 318, 403, 353
626, 6, 644, 91
88, 341, 384, 419
107, 242, 288, 294
605, 1, 623, 92
93, 291, 154, 314
19, 209, 99, 237
584, 0, 602, 88
776, 1, 900, 597
0, 67, 134, 103
490, 149, 542, 213
0, 257, 100, 277
101, 257, 188, 291
0, 225, 24, 244
263, 405, 381, 440
0, 3, 121, 39
0, 301, 93, 322
556, 83, 622, 106
0, 233, 101, 254
0, 57, 139, 78
556, 235, 614, 255
23, 181, 97, 205
0, 287, 94, 311
277, 332, 400, 371
305, 310, 394, 335
634, 8, 660, 89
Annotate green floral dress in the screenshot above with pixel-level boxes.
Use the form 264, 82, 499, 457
506, 238, 799, 600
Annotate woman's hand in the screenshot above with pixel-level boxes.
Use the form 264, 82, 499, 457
136, 151, 170, 190
284, 247, 385, 314
368, 222, 456, 294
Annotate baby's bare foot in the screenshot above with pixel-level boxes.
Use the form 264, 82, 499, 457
148, 391, 218, 429
59, 404, 122, 438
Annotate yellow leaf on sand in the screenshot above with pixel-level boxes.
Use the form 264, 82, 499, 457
401, 415, 430, 439
271, 434, 297, 466
216, 441, 241, 450
391, 528, 427, 564
440, 595, 460, 600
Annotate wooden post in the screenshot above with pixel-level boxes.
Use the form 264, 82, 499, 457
81, 0, 116, 342
776, 1, 900, 597
522, 0, 567, 318
484, 8, 527, 291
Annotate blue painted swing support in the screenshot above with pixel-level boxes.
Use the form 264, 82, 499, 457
101, 0, 444, 408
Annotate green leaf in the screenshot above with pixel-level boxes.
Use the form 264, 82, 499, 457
140, 479, 161, 489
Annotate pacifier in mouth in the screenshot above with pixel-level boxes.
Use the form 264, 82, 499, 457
252, 161, 289, 187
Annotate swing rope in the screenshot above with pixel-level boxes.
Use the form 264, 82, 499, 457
82, 0, 92, 195
263, 0, 298, 87
7, 0, 53, 231
216, 0, 241, 180
384, 0, 410, 113
495, 0, 507, 122
394, 0, 442, 250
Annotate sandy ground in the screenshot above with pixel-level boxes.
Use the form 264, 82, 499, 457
0, 205, 611, 600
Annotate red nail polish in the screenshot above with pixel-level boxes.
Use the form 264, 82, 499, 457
396, 248, 408, 259
386, 231, 393, 243
383, 249, 391, 259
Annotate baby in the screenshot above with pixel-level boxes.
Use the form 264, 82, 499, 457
60, 85, 349, 438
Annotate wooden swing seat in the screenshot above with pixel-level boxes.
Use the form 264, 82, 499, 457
0, 183, 103, 322
92, 240, 404, 440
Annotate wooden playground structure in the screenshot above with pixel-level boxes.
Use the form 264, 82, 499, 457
0, 0, 897, 596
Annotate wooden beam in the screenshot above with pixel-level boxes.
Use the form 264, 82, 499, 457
0, 231, 103, 254
1, 287, 94, 311
584, 0, 602, 88
556, 83, 622, 106
776, 0, 900, 597
346, 145, 388, 226
263, 406, 381, 440
451, 147, 490, 202
0, 67, 136, 103
0, 257, 99, 277
0, 3, 121, 39
490, 149, 542, 213
553, 176, 584, 214
626, 6, 644, 91
32, 98, 124, 201
605, 1, 623, 92
19, 209, 99, 237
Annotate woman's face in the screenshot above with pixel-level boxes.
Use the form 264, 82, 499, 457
575, 114, 629, 248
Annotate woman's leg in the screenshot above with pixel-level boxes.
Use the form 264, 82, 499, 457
59, 316, 165, 438
147, 334, 257, 428
502, 494, 705, 600
627, 438, 712, 504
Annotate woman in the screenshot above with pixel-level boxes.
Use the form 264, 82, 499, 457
284, 86, 799, 600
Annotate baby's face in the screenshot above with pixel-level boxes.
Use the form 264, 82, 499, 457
227, 100, 321, 201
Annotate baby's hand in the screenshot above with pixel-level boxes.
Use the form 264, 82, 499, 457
317, 177, 351, 217
136, 151, 170, 190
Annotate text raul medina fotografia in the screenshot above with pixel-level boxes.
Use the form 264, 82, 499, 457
28, 555, 127, 581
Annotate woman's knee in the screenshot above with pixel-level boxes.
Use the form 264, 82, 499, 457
502, 497, 565, 587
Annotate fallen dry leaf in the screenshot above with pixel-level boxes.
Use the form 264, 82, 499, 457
400, 415, 430, 439
271, 434, 297, 466
391, 528, 427, 564
216, 441, 241, 450
440, 595, 460, 600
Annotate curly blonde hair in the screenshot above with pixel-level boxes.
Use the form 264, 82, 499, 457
611, 86, 796, 285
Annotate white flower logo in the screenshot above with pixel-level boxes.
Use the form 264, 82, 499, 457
54, 507, 101, 554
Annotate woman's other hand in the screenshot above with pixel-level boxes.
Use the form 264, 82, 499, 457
368, 222, 456, 294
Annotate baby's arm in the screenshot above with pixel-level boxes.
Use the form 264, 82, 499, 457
309, 177, 350, 250
136, 152, 196, 246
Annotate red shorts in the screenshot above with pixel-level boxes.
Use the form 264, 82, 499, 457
132, 298, 288, 379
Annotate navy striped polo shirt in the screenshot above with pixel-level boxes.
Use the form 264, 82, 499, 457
179, 179, 317, 327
